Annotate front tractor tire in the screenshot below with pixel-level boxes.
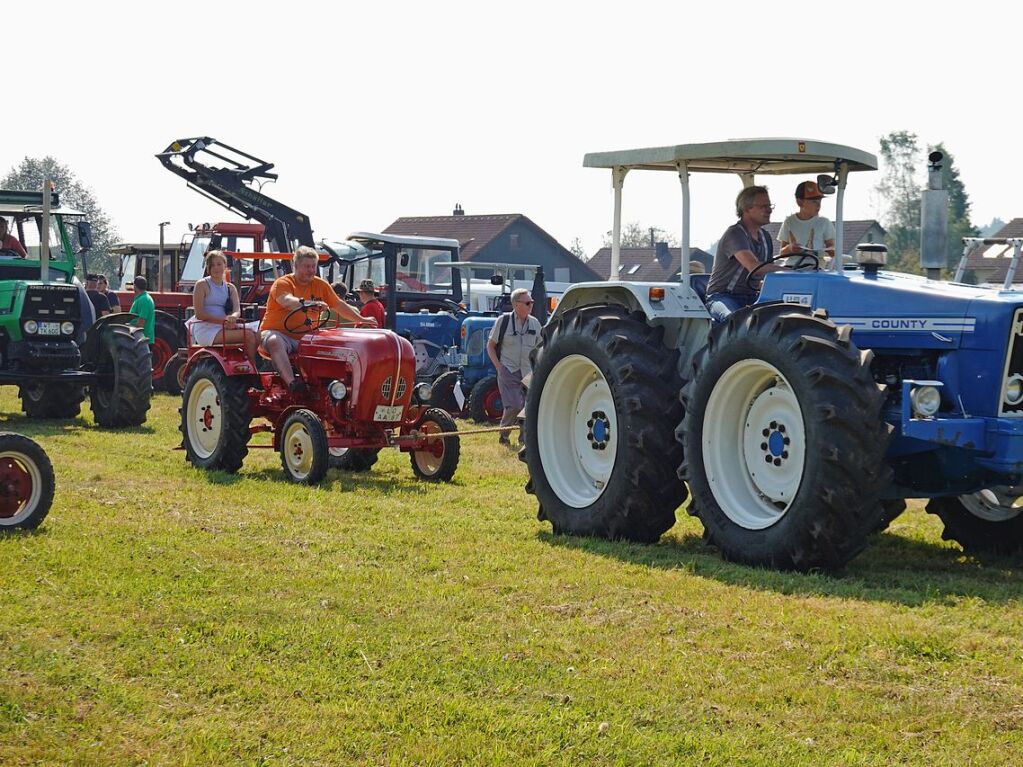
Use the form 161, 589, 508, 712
523, 305, 686, 543
680, 304, 890, 571
410, 408, 460, 482
280, 409, 328, 485
89, 324, 153, 428
19, 382, 85, 419
927, 491, 1023, 556
467, 374, 502, 424
0, 433, 55, 531
181, 358, 252, 473
152, 313, 184, 392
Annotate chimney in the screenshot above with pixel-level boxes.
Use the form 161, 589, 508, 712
655, 241, 671, 267
453, 203, 464, 216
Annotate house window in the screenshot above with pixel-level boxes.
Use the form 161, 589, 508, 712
628, 264, 641, 275
617, 264, 625, 272
510, 234, 520, 250
554, 268, 570, 282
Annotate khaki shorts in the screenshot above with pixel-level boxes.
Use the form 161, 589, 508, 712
260, 329, 300, 354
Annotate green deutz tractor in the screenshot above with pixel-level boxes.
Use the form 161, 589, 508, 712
0, 189, 151, 426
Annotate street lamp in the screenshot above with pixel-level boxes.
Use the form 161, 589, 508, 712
158, 221, 170, 292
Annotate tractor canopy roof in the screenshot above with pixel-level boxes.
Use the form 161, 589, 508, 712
583, 138, 877, 175
346, 232, 461, 252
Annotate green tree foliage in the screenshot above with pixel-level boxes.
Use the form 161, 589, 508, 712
877, 131, 922, 273
601, 222, 679, 248
1, 157, 119, 278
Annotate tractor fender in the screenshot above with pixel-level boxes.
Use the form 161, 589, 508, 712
550, 281, 713, 354
81, 313, 142, 365
181, 346, 254, 384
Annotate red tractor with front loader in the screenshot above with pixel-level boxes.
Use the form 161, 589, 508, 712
178, 304, 460, 485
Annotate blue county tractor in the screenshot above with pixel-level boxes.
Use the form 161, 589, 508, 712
522, 138, 1023, 570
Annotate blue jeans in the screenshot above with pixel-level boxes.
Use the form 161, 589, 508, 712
705, 292, 756, 322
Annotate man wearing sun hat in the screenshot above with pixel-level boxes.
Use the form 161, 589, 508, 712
778, 180, 836, 259
356, 279, 385, 328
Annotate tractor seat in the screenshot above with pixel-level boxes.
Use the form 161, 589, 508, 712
689, 273, 710, 303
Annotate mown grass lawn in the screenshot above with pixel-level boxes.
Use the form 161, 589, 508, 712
1, 389, 1022, 766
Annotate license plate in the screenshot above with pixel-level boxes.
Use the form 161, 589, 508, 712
456, 353, 468, 366
38, 322, 60, 336
373, 405, 404, 422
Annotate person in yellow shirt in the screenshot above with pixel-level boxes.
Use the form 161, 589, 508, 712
259, 246, 375, 393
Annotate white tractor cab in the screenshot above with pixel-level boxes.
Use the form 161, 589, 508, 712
522, 138, 903, 571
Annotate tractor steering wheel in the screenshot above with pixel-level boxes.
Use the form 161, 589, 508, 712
745, 251, 820, 290
0, 248, 23, 259
403, 298, 463, 314
284, 303, 332, 334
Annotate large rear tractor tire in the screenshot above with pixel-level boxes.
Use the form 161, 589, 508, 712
19, 382, 85, 419
152, 313, 184, 392
180, 358, 252, 473
467, 374, 502, 424
89, 324, 153, 428
680, 304, 891, 571
0, 433, 55, 531
927, 490, 1023, 556
410, 408, 460, 482
523, 305, 686, 543
280, 409, 328, 485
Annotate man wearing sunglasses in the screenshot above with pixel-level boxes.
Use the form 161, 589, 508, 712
487, 288, 542, 445
705, 185, 785, 321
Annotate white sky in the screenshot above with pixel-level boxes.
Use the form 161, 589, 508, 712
4, 1, 1017, 256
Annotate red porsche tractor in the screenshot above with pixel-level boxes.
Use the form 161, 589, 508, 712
178, 305, 460, 484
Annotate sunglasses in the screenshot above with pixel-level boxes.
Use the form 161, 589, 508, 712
517, 300, 534, 306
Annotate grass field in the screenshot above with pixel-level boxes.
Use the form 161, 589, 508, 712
1, 389, 1022, 766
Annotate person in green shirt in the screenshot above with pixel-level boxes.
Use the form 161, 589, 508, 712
129, 276, 156, 342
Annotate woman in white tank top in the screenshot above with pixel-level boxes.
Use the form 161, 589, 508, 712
187, 250, 259, 366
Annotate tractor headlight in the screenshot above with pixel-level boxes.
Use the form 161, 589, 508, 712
910, 385, 941, 417
61, 321, 75, 336
1005, 374, 1023, 407
328, 380, 348, 401
23, 320, 37, 335
415, 382, 432, 402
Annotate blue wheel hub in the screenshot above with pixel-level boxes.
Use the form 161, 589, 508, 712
759, 420, 791, 467
587, 410, 611, 451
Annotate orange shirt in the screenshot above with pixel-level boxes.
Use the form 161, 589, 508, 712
259, 274, 343, 339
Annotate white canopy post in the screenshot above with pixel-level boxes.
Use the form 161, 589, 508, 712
609, 166, 628, 281
677, 161, 690, 283
832, 162, 848, 271
40, 180, 51, 283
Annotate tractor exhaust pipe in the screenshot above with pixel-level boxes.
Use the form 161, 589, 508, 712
920, 151, 948, 281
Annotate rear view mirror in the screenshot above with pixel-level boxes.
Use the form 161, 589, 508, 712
490, 275, 504, 285
399, 252, 410, 267
816, 174, 838, 195
77, 221, 93, 251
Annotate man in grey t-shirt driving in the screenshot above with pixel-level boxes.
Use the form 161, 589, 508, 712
705, 185, 785, 321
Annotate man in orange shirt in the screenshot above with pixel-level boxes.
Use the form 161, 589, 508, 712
259, 246, 375, 393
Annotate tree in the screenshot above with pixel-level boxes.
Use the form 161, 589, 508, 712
568, 237, 589, 260
930, 143, 979, 271
601, 222, 679, 249
876, 131, 922, 273
1, 157, 120, 278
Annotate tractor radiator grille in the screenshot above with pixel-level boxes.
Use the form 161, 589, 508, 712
24, 284, 81, 321
1000, 308, 1023, 416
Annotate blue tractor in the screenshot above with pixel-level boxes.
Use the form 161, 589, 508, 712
522, 138, 1023, 570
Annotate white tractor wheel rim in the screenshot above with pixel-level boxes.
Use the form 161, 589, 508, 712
0, 450, 43, 526
538, 354, 618, 508
329, 447, 349, 459
284, 422, 315, 480
186, 378, 223, 459
960, 486, 1023, 522
414, 420, 444, 475
703, 359, 806, 530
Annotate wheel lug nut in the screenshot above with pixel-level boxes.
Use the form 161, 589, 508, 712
760, 442, 767, 451
762, 429, 770, 437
